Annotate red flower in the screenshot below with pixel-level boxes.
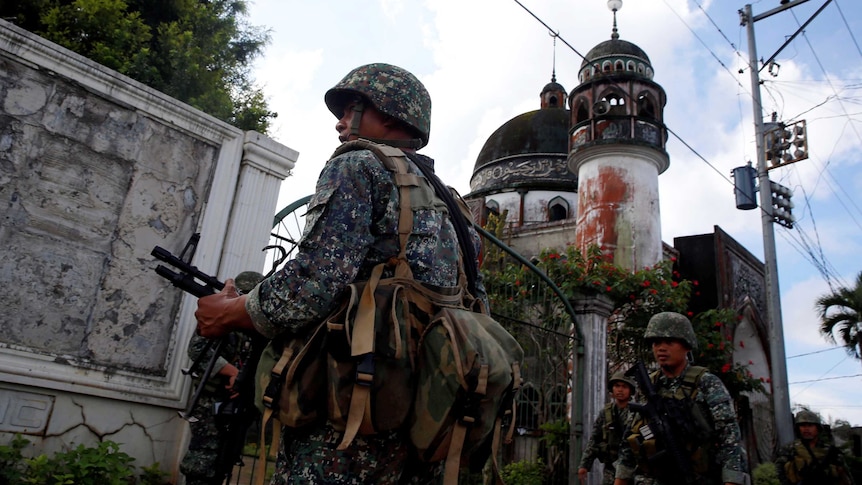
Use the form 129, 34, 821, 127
670, 257, 677, 262
714, 321, 722, 328
748, 360, 753, 365
766, 378, 771, 383
693, 280, 699, 286
650, 289, 658, 295
671, 281, 679, 287
739, 341, 745, 348
707, 343, 714, 349
642, 280, 651, 287
687, 311, 694, 317
606, 286, 612, 292
721, 363, 732, 373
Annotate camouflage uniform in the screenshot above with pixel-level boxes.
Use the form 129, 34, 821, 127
615, 312, 747, 485
579, 402, 633, 485
775, 411, 855, 485
180, 334, 240, 485
245, 63, 484, 484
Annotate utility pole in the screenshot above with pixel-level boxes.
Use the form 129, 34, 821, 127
739, 1, 807, 449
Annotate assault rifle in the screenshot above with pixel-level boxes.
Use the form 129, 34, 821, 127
152, 233, 265, 483
626, 361, 695, 485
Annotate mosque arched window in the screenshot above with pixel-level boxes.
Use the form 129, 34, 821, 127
638, 63, 645, 74
575, 99, 589, 123
615, 60, 624, 72
627, 60, 636, 71
548, 197, 569, 222
637, 93, 656, 119
483, 200, 500, 226
646, 67, 653, 79
602, 61, 612, 73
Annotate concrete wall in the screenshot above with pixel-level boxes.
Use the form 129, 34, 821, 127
0, 19, 296, 480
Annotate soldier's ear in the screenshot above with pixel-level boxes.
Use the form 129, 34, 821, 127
685, 351, 694, 363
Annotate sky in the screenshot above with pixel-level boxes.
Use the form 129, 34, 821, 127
243, 0, 862, 426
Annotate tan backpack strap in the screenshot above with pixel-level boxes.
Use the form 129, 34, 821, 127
336, 262, 387, 451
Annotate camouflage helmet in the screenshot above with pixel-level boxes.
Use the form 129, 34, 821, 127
644, 311, 698, 350
234, 271, 264, 294
324, 63, 431, 147
608, 371, 636, 393
794, 410, 822, 426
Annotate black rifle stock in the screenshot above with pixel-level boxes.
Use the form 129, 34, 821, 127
152, 233, 265, 482
626, 360, 695, 485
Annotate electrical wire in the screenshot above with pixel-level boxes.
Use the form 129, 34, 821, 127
787, 347, 842, 359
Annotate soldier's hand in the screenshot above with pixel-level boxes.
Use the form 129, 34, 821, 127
218, 363, 240, 399
578, 468, 588, 484
195, 279, 254, 338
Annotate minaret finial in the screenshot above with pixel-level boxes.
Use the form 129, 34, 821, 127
608, 0, 622, 40
550, 32, 558, 82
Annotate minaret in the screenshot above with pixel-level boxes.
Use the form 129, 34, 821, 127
568, 0, 668, 270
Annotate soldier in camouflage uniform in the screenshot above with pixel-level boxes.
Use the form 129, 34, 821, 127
195, 63, 484, 484
579, 372, 637, 485
775, 410, 854, 485
613, 312, 748, 485
181, 271, 262, 485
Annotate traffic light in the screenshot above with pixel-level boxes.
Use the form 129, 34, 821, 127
770, 181, 794, 228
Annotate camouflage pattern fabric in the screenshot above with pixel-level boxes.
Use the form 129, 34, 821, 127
246, 148, 484, 338
579, 403, 633, 485
324, 64, 432, 146
246, 146, 485, 483
644, 311, 698, 350
775, 437, 855, 485
179, 394, 224, 485
615, 365, 747, 485
180, 333, 243, 484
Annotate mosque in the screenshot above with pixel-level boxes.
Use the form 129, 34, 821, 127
464, 1, 780, 468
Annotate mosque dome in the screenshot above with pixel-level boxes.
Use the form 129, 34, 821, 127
578, 38, 654, 82
470, 107, 573, 195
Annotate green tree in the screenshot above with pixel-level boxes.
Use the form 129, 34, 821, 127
1, 0, 275, 133
815, 271, 862, 359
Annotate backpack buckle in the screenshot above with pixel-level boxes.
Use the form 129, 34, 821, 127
355, 353, 375, 387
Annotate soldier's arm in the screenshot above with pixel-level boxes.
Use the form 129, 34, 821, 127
700, 373, 747, 485
612, 424, 637, 482
578, 410, 606, 470
774, 445, 793, 485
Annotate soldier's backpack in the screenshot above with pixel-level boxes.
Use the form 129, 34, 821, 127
254, 140, 524, 483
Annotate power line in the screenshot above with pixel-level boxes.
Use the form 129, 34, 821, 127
789, 373, 862, 385
787, 347, 843, 359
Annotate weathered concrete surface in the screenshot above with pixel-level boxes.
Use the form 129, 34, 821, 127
0, 19, 296, 479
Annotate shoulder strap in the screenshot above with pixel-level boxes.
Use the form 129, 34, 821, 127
680, 365, 708, 399
332, 139, 479, 296
402, 151, 479, 297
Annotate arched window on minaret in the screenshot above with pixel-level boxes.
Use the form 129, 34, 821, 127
600, 90, 626, 115
615, 60, 624, 72
548, 196, 569, 222
575, 98, 589, 124
602, 61, 612, 73
627, 60, 636, 72
637, 93, 656, 119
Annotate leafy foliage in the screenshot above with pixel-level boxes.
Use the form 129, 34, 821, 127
480, 215, 764, 400
0, 435, 169, 485
815, 270, 862, 360
752, 462, 780, 485
1, 0, 276, 133
500, 459, 547, 485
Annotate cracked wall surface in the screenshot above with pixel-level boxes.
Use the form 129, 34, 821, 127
0, 20, 296, 480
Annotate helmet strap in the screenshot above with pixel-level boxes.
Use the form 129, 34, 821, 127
360, 137, 424, 149
350, 101, 364, 138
